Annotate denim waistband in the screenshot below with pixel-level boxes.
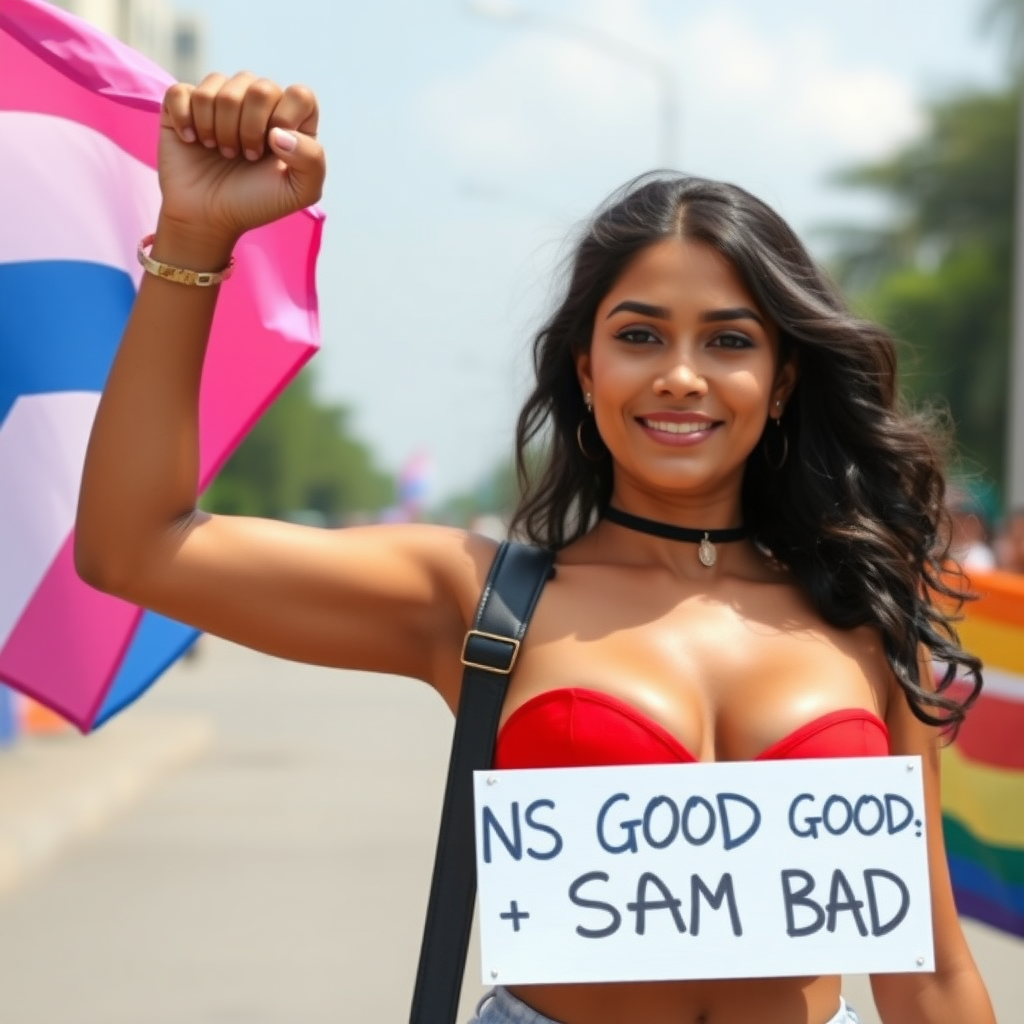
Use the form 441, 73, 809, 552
471, 986, 860, 1024
471, 987, 559, 1024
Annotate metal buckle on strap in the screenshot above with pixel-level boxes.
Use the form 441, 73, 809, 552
460, 630, 521, 674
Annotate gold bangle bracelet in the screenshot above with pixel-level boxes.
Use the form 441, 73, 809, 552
136, 234, 235, 287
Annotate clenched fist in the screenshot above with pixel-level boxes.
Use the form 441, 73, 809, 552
157, 71, 325, 246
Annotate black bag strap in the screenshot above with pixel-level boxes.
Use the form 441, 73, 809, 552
409, 540, 555, 1024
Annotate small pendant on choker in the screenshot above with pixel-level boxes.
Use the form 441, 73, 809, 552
698, 533, 716, 568
601, 506, 749, 567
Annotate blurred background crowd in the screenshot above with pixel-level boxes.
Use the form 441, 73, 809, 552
951, 499, 1024, 573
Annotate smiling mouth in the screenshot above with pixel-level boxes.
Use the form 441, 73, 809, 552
637, 417, 717, 435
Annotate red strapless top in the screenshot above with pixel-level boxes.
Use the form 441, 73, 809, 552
494, 688, 890, 770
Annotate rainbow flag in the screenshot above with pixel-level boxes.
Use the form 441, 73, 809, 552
0, 0, 323, 731
942, 570, 1024, 938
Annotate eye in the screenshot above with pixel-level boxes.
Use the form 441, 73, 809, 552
709, 331, 754, 349
614, 327, 661, 345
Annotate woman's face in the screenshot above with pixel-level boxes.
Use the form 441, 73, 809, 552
577, 237, 795, 509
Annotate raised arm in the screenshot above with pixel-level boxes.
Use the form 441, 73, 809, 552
869, 650, 996, 1024
75, 73, 489, 702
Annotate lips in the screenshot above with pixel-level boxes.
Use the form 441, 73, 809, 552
634, 414, 722, 447
637, 417, 716, 436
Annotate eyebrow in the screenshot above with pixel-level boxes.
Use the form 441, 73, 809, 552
606, 300, 671, 320
606, 300, 766, 328
702, 306, 766, 327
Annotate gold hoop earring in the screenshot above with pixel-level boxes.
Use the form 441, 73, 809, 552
576, 418, 604, 461
762, 417, 788, 470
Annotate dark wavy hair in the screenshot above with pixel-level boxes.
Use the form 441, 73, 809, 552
510, 173, 981, 731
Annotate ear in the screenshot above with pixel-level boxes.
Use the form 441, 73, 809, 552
772, 352, 799, 416
575, 350, 593, 399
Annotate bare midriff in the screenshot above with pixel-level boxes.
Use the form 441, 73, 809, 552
506, 975, 844, 1024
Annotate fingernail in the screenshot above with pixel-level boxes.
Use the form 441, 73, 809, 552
244, 148, 259, 161
270, 127, 297, 152
220, 147, 236, 159
182, 127, 196, 143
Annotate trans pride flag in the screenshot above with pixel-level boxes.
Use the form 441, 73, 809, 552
0, 0, 322, 730
943, 570, 1024, 939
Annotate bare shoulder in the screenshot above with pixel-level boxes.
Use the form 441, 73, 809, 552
882, 645, 943, 745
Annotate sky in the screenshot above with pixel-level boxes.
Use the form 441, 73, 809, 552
184, 0, 1008, 501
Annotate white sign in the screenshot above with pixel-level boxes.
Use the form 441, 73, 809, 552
474, 757, 933, 985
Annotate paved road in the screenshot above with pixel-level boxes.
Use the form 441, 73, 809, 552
0, 637, 1019, 1022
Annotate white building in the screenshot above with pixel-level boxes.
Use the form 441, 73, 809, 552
46, 0, 206, 83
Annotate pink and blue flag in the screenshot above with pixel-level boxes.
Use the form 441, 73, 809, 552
0, 0, 323, 731
398, 449, 432, 512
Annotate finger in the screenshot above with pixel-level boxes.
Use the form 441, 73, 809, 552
237, 78, 283, 161
212, 71, 258, 159
268, 83, 320, 138
190, 71, 228, 150
161, 82, 197, 143
267, 126, 326, 209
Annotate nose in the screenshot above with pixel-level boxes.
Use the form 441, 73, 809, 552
653, 356, 708, 398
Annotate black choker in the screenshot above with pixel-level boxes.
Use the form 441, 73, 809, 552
603, 506, 749, 567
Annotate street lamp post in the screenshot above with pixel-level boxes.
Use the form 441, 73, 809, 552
465, 0, 679, 169
1009, 82, 1024, 508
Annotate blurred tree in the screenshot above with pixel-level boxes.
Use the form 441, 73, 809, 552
829, 90, 1017, 285
431, 454, 519, 526
828, 86, 1018, 485
201, 367, 394, 521
430, 444, 549, 528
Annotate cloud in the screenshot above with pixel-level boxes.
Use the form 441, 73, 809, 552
671, 14, 924, 161
415, 20, 655, 170
414, 2, 924, 176
680, 11, 779, 96
416, 39, 545, 167
782, 44, 925, 157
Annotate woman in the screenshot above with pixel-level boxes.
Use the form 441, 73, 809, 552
75, 74, 995, 1024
